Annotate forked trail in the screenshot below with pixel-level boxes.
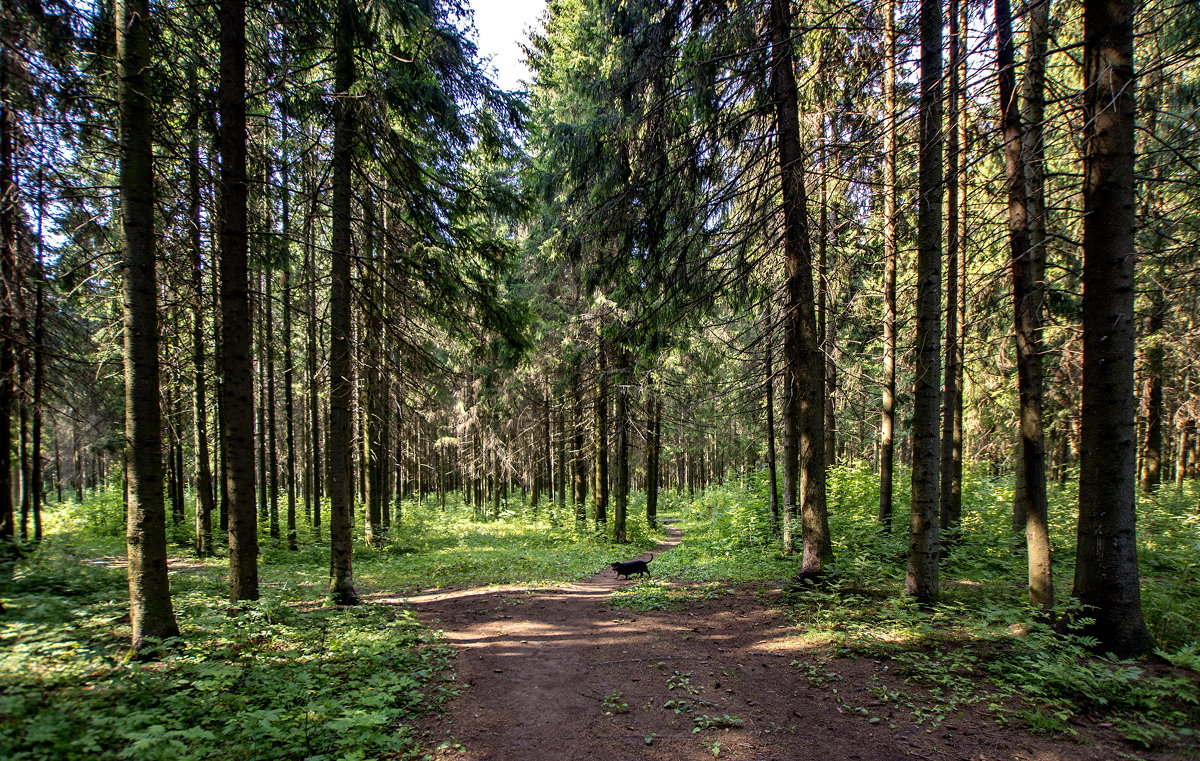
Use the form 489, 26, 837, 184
402, 524, 1141, 761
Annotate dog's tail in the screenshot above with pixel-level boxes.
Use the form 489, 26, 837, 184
637, 552, 654, 562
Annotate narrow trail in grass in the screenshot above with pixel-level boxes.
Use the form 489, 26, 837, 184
403, 523, 1138, 761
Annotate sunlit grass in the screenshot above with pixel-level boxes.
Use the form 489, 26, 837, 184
4, 469, 1198, 756
658, 464, 1200, 749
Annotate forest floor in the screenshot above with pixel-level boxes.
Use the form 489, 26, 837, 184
393, 523, 1183, 761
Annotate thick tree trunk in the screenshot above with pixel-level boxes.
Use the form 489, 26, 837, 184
219, 0, 258, 602
117, 0, 179, 651
1073, 0, 1151, 656
878, 0, 898, 534
997, 0, 1052, 612
906, 0, 943, 605
327, 0, 360, 605
769, 0, 828, 575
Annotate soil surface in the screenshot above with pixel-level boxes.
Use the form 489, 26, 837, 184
403, 523, 1184, 761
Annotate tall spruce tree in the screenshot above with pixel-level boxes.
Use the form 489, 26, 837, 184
1073, 0, 1152, 656
116, 0, 179, 653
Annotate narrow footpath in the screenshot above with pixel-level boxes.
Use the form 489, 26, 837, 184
404, 524, 1146, 761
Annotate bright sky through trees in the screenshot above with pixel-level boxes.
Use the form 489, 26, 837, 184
466, 0, 547, 90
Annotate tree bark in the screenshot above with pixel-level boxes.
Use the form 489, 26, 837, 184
906, 0, 943, 605
280, 84, 299, 551
31, 277, 44, 542
764, 312, 780, 536
769, 0, 828, 575
265, 269, 280, 539
997, 0, 1052, 612
117, 0, 179, 651
328, 0, 360, 604
305, 179, 322, 533
646, 389, 660, 529
187, 82, 215, 557
613, 355, 629, 543
0, 54, 15, 544
878, 0, 898, 534
219, 0, 258, 602
594, 345, 609, 528
940, 0, 964, 540
1073, 0, 1151, 656
573, 374, 588, 524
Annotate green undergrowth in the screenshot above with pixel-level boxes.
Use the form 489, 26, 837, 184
659, 465, 1200, 752
1, 582, 454, 761
1, 494, 658, 760
357, 497, 661, 592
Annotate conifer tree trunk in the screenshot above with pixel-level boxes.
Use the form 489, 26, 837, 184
951, 0, 968, 542
328, 0, 360, 604
265, 271, 280, 539
304, 186, 321, 532
31, 277, 44, 541
1138, 74, 1165, 495
818, 136, 836, 470
31, 157, 46, 541
878, 0, 898, 534
117, 0, 179, 651
280, 93, 299, 550
1073, 0, 1151, 656
220, 0, 258, 602
997, 0, 1052, 611
256, 301, 268, 524
573, 375, 587, 524
594, 346, 609, 528
0, 59, 15, 545
1141, 276, 1165, 493
940, 0, 964, 540
613, 357, 629, 543
906, 0, 943, 605
19, 370, 30, 540
769, 0, 828, 576
363, 191, 384, 546
556, 406, 567, 512
764, 314, 780, 536
187, 89, 214, 557
646, 390, 660, 529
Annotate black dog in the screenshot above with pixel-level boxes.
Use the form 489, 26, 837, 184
611, 556, 651, 579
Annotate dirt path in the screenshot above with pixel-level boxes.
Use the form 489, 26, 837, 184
405, 524, 1161, 761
